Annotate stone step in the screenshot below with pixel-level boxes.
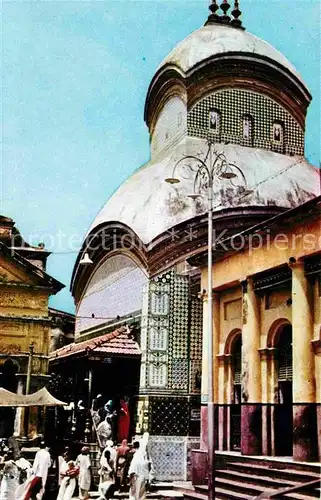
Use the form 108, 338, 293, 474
282, 491, 320, 500
216, 468, 295, 490
195, 479, 263, 498
217, 453, 321, 475
226, 461, 321, 482
214, 487, 253, 500
177, 490, 207, 500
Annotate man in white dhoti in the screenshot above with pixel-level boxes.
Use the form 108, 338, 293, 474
32, 442, 51, 500
76, 447, 91, 500
0, 451, 19, 500
128, 433, 154, 500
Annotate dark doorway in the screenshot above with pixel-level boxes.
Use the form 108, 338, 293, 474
230, 334, 242, 451
0, 358, 19, 438
274, 324, 293, 456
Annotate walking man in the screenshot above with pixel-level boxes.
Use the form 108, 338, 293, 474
76, 447, 91, 500
32, 442, 51, 500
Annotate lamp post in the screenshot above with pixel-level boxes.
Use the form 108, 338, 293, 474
166, 140, 250, 500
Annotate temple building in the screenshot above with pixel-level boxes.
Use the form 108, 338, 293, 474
52, 0, 319, 480
189, 195, 321, 481
0, 215, 64, 438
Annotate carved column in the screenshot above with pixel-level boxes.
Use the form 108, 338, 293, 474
291, 261, 317, 461
241, 279, 262, 455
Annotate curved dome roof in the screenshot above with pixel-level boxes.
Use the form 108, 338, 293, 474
88, 138, 319, 245
157, 24, 306, 88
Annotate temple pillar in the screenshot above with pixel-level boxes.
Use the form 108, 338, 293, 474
268, 348, 278, 456
291, 261, 317, 461
241, 279, 262, 455
217, 355, 225, 451
259, 349, 269, 456
14, 378, 24, 437
226, 354, 233, 451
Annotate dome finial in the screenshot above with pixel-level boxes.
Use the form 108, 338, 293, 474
205, 0, 245, 29
220, 0, 231, 24
206, 1, 220, 25
231, 0, 245, 29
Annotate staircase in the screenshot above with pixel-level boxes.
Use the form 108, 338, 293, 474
88, 442, 101, 488
173, 454, 321, 500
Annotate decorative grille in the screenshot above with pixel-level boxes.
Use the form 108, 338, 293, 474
188, 88, 304, 156
277, 344, 293, 381
233, 352, 242, 385
149, 397, 190, 435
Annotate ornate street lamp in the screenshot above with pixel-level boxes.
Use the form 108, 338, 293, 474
166, 140, 251, 500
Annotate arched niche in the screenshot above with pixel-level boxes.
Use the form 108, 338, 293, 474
76, 253, 148, 335
241, 114, 254, 143
224, 328, 242, 355
266, 318, 291, 348
151, 96, 187, 158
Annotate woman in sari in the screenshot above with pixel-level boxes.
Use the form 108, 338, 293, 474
57, 461, 79, 500
98, 449, 115, 500
128, 434, 154, 500
0, 451, 19, 500
115, 440, 130, 491
15, 452, 33, 500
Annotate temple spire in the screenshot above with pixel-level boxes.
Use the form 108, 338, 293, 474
205, 0, 245, 29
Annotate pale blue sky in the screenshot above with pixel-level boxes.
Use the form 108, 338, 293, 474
2, 0, 320, 313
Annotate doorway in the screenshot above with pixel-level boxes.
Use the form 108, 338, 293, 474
274, 324, 293, 456
230, 335, 242, 451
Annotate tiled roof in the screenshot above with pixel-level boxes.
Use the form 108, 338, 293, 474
50, 326, 141, 361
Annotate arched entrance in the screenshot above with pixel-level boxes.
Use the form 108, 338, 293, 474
274, 323, 293, 456
229, 333, 242, 450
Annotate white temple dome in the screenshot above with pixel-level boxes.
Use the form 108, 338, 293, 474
157, 24, 306, 87
89, 138, 319, 245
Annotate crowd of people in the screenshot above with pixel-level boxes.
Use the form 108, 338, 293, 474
0, 433, 154, 500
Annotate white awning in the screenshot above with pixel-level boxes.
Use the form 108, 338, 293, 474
0, 387, 66, 407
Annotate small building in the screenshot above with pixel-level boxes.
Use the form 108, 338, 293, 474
0, 215, 64, 439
